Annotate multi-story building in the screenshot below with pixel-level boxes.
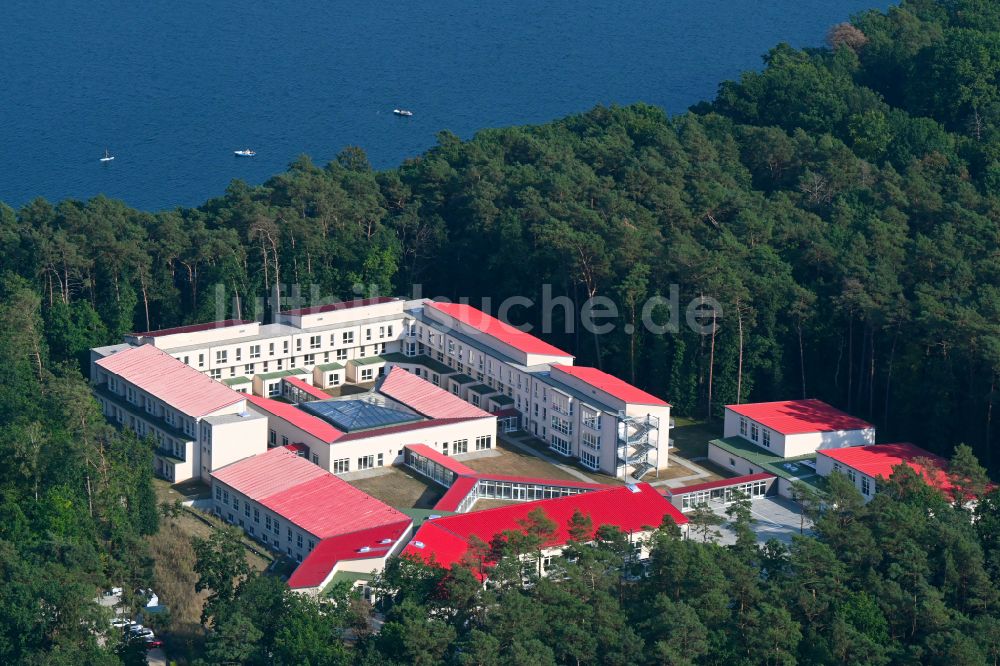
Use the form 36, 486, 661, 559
99, 296, 673, 480
89, 343, 267, 483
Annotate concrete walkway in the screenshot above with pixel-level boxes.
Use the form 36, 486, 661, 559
647, 453, 716, 489
498, 434, 599, 483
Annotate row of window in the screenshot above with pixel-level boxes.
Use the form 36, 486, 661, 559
739, 417, 772, 448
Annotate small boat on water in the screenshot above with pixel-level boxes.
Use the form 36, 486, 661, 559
99, 149, 115, 162
393, 109, 413, 117
234, 148, 256, 157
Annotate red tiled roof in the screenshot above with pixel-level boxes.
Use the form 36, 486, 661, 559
245, 394, 344, 442
433, 476, 481, 512
96, 344, 245, 418
130, 319, 255, 338
404, 444, 478, 476
668, 472, 775, 496
818, 443, 952, 492
212, 446, 328, 499
287, 521, 412, 589
550, 365, 670, 406
425, 301, 573, 358
726, 399, 873, 435
379, 367, 489, 419
283, 376, 330, 401
335, 416, 486, 442
404, 483, 687, 570
281, 296, 397, 316
212, 447, 408, 539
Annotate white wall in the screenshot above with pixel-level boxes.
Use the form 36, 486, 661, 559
202, 415, 269, 482
723, 407, 874, 458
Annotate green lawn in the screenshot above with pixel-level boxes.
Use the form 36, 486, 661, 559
669, 417, 723, 459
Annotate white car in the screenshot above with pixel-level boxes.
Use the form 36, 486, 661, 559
110, 617, 130, 628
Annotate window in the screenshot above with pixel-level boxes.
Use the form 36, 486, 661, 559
551, 416, 572, 436
244, 503, 250, 518
198, 353, 205, 368
582, 409, 601, 430
309, 335, 321, 349
233, 498, 239, 512
287, 527, 293, 542
269, 429, 276, 446
265, 515, 272, 531
359, 346, 367, 358
360, 368, 374, 381
296, 339, 302, 352
272, 519, 280, 535
336, 348, 348, 361
250, 345, 261, 359
297, 533, 303, 548
332, 458, 350, 473
245, 364, 255, 375
387, 325, 394, 337
550, 434, 571, 456
311, 453, 319, 465
847, 468, 856, 483
210, 369, 222, 380
254, 508, 260, 523
342, 331, 355, 344
739, 417, 747, 436
377, 453, 384, 466
268, 382, 280, 397
861, 476, 871, 496
750, 423, 759, 442
366, 328, 372, 341
762, 429, 771, 448
215, 486, 222, 500
282, 435, 289, 445
582, 431, 601, 450
378, 326, 385, 338
581, 450, 599, 470
358, 455, 374, 470
328, 372, 341, 386
216, 350, 228, 364
283, 340, 290, 354
453, 439, 468, 454
476, 435, 492, 450
235, 348, 242, 362
269, 342, 275, 356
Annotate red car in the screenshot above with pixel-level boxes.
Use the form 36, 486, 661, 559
143, 638, 164, 649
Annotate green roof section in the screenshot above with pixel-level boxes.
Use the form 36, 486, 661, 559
349, 355, 388, 366
323, 570, 372, 593
315, 362, 345, 371
398, 507, 457, 528
449, 373, 476, 385
490, 394, 515, 406
467, 383, 496, 396
710, 436, 824, 490
380, 352, 411, 363
222, 376, 252, 386
257, 369, 299, 380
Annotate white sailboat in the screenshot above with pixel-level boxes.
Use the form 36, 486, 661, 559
234, 148, 256, 157
393, 109, 413, 117
100, 149, 115, 162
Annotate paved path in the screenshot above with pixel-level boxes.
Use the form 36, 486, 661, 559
647, 452, 716, 488
498, 434, 598, 483
146, 647, 167, 666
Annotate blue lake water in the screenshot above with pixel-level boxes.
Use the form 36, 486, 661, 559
1, 1, 890, 211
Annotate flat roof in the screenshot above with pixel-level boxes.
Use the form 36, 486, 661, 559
397, 355, 455, 375
425, 301, 573, 358
669, 472, 776, 496
95, 344, 244, 418
349, 355, 389, 366
725, 399, 872, 435
709, 437, 821, 486
130, 319, 255, 338
223, 376, 252, 386
550, 364, 669, 407
466, 383, 497, 396
281, 296, 398, 316
449, 373, 476, 385
315, 362, 345, 371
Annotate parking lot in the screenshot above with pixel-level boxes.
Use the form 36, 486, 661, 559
695, 495, 813, 546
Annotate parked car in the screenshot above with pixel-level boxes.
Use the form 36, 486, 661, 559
110, 617, 130, 628
143, 637, 164, 649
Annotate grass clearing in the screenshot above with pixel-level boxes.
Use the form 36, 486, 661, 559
347, 467, 444, 508
669, 417, 723, 459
